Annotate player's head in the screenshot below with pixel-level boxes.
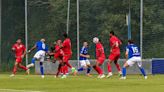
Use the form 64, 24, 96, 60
63, 33, 68, 38
128, 39, 134, 44
83, 41, 88, 47
56, 39, 62, 45
93, 37, 99, 44
41, 38, 46, 43
109, 31, 115, 37
16, 39, 22, 44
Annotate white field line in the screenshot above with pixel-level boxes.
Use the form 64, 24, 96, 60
0, 89, 42, 92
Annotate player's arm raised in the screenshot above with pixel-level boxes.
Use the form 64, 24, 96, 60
28, 44, 37, 53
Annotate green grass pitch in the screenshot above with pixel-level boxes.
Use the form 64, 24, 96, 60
0, 74, 164, 92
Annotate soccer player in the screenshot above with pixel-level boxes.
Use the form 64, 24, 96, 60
60, 33, 76, 78
93, 37, 106, 78
27, 38, 48, 78
75, 41, 91, 76
107, 31, 122, 78
54, 40, 64, 62
120, 40, 147, 79
10, 39, 29, 77
53, 39, 67, 78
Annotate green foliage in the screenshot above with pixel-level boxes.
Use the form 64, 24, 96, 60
1, 0, 164, 71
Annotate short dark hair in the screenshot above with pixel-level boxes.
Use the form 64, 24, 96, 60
110, 31, 115, 35
63, 33, 68, 38
83, 39, 87, 42
128, 39, 134, 44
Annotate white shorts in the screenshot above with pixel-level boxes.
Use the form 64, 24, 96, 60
127, 56, 142, 67
80, 59, 90, 67
34, 50, 46, 62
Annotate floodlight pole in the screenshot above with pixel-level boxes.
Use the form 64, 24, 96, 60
67, 0, 70, 34
140, 0, 143, 58
77, 0, 80, 68
25, 0, 28, 66
128, 0, 131, 40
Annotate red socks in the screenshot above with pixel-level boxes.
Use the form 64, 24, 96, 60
107, 63, 112, 73
61, 65, 67, 75
115, 63, 121, 71
13, 64, 28, 74
13, 65, 17, 74
94, 66, 103, 75
107, 62, 121, 73
65, 62, 72, 68
64, 65, 68, 74
19, 65, 28, 71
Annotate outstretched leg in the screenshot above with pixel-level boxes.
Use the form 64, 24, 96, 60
18, 63, 28, 71
27, 58, 36, 68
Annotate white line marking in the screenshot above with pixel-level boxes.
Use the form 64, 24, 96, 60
0, 89, 42, 92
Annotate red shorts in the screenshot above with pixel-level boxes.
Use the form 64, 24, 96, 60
97, 57, 105, 65
63, 55, 71, 63
108, 53, 120, 61
16, 57, 22, 63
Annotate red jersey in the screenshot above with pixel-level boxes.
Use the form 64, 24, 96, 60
109, 35, 121, 54
62, 38, 72, 55
96, 42, 105, 58
12, 43, 26, 57
55, 45, 64, 56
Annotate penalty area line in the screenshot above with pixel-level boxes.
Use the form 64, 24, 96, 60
0, 89, 42, 92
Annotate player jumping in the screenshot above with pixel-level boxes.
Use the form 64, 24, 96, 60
27, 38, 48, 78
10, 39, 29, 77
107, 31, 122, 78
93, 37, 106, 78
75, 41, 92, 77
120, 40, 147, 79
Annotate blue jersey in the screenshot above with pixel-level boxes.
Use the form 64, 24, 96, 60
126, 44, 140, 59
35, 41, 48, 52
80, 46, 89, 60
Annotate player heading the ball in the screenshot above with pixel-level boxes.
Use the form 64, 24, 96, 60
93, 37, 106, 79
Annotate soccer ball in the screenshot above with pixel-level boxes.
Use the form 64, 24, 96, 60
93, 37, 99, 43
